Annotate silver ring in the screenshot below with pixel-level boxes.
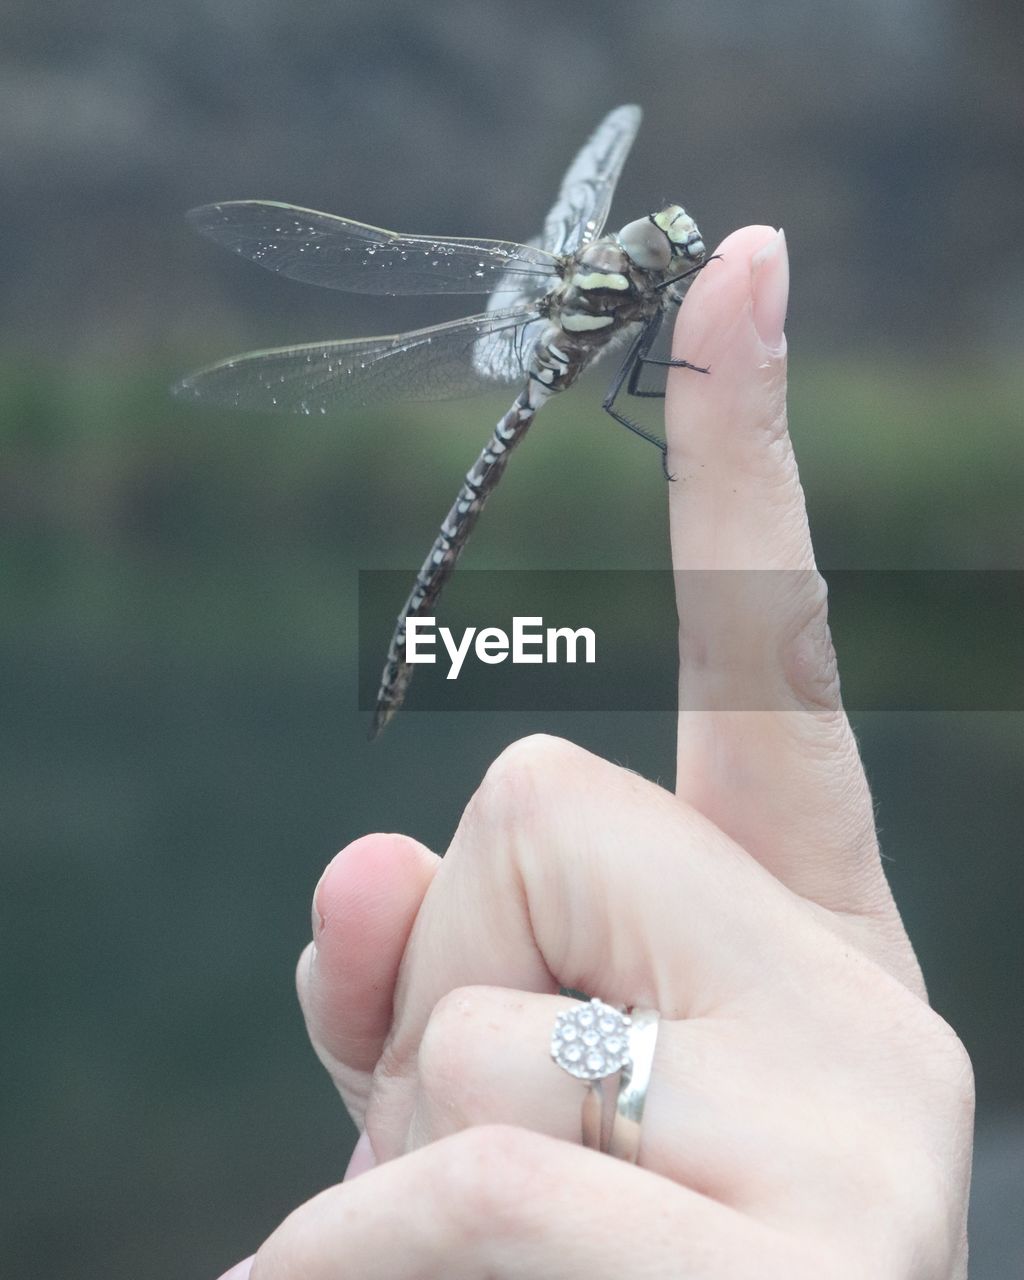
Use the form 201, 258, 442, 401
550, 997, 660, 1162
608, 1006, 659, 1162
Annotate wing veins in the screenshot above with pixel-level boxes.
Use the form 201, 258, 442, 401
174, 306, 541, 412
187, 201, 562, 297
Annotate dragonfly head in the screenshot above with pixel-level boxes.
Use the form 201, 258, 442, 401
617, 206, 705, 273
653, 205, 706, 268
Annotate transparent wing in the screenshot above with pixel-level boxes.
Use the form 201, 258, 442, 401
473, 314, 550, 383
173, 306, 541, 415
539, 103, 643, 255
476, 104, 642, 382
186, 202, 560, 298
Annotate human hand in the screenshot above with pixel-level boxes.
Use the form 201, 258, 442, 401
225, 227, 974, 1279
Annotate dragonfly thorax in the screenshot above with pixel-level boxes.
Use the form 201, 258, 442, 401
555, 240, 651, 337
554, 203, 705, 341
566, 240, 634, 293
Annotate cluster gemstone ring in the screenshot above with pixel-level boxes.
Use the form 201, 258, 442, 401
550, 997, 660, 1163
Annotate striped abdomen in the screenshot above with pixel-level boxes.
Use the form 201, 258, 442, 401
370, 387, 539, 737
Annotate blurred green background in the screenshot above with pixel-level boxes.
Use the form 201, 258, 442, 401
1, 3, 1022, 1278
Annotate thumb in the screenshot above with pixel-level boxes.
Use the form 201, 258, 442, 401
296, 833, 439, 1125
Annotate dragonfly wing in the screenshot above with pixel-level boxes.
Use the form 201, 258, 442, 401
476, 105, 642, 382
473, 315, 550, 382
173, 306, 540, 414
538, 103, 643, 254
186, 202, 560, 298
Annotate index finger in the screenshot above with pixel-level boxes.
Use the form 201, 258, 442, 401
666, 227, 909, 938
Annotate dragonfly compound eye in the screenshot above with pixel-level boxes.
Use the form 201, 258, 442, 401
616, 216, 673, 271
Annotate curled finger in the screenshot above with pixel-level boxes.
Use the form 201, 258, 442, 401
246, 1126, 813, 1280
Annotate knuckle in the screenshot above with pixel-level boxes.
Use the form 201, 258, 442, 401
927, 1017, 976, 1119
863, 1012, 975, 1259
417, 986, 498, 1108
778, 569, 842, 710
466, 733, 582, 836
441, 1125, 549, 1240
894, 1001, 976, 1118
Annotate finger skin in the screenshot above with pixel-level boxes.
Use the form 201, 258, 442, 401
342, 1130, 376, 1181
288, 749, 967, 1274
370, 734, 872, 1159
402, 982, 973, 1259
667, 227, 916, 944
296, 833, 439, 1122
405, 988, 588, 1153
248, 1126, 820, 1280
215, 1260, 253, 1280
257, 213, 971, 1277
668, 227, 806, 573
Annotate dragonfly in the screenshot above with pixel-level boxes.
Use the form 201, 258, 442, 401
175, 104, 708, 736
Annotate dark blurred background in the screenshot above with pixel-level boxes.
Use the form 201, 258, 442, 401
1, 2, 1021, 1277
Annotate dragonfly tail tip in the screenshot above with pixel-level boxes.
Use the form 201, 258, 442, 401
368, 703, 394, 741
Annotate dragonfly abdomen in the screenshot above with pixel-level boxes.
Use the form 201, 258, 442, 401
370, 385, 543, 737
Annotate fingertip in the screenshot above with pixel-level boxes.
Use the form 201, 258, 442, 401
665, 222, 804, 574
313, 833, 437, 941
304, 833, 439, 1077
672, 224, 782, 365
750, 228, 789, 353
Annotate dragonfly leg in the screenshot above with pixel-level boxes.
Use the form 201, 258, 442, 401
600, 315, 677, 455
602, 395, 674, 480
638, 355, 710, 375
603, 313, 709, 479
602, 320, 670, 459
656, 253, 723, 295
627, 311, 709, 400
602, 367, 668, 454
625, 355, 709, 401
626, 367, 668, 400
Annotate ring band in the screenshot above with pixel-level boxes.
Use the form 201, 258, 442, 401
550, 997, 660, 1162
608, 1006, 659, 1163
